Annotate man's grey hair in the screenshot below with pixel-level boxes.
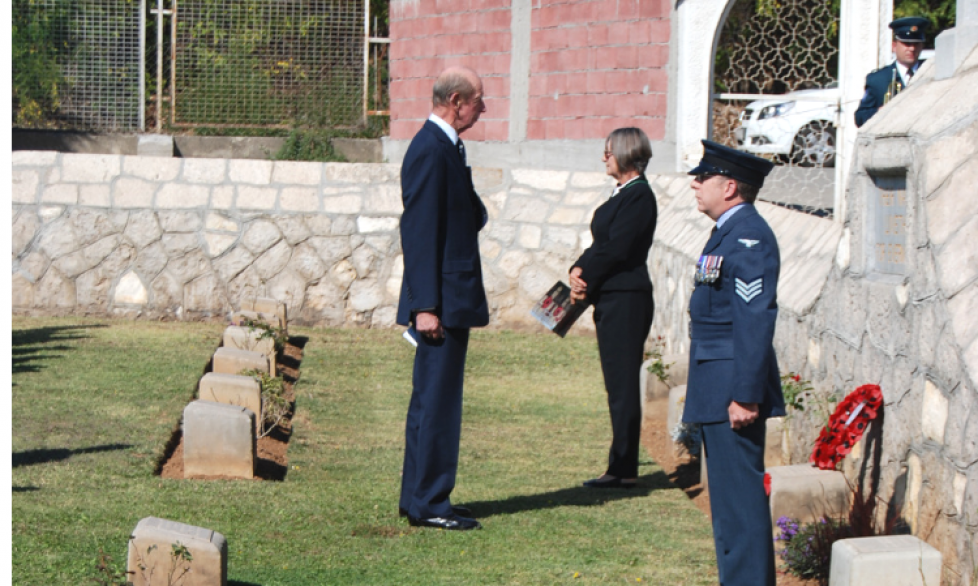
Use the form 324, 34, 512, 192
432, 70, 477, 107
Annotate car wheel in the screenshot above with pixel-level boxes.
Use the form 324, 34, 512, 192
790, 121, 836, 168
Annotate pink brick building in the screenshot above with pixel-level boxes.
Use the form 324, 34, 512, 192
387, 0, 676, 171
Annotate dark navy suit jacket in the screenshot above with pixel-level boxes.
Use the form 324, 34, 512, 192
396, 120, 489, 329
854, 62, 921, 127
683, 204, 785, 424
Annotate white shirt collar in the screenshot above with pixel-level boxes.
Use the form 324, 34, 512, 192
716, 203, 747, 229
895, 61, 920, 84
428, 113, 459, 145
612, 175, 641, 197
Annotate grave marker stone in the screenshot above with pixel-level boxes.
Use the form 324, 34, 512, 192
198, 373, 262, 433
183, 400, 255, 479
128, 516, 227, 586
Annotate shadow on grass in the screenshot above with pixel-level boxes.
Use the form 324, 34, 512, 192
13, 443, 133, 468
12, 324, 105, 375
464, 470, 677, 519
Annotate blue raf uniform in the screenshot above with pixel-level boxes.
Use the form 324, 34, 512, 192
855, 17, 929, 127
682, 140, 785, 586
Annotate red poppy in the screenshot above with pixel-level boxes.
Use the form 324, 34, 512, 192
764, 472, 772, 496
811, 384, 884, 470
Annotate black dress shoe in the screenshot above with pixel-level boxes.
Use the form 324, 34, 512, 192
407, 515, 482, 530
399, 505, 472, 518
583, 476, 636, 489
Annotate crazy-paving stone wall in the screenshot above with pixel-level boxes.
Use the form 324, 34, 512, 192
12, 150, 693, 332
652, 51, 978, 584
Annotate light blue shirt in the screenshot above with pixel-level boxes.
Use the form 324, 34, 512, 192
716, 203, 747, 229
428, 113, 458, 145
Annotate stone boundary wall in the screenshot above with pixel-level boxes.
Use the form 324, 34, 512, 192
12, 151, 692, 332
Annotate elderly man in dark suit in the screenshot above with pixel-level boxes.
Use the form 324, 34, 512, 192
682, 140, 786, 586
396, 66, 488, 531
855, 16, 929, 127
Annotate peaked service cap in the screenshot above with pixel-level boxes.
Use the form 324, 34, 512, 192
688, 140, 775, 188
890, 16, 929, 43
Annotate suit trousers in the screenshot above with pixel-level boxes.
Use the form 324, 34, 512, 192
399, 326, 470, 519
593, 290, 654, 479
702, 419, 775, 586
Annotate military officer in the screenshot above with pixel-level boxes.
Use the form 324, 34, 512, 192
682, 140, 785, 586
855, 16, 929, 127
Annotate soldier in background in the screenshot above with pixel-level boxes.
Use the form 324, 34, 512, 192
855, 16, 929, 127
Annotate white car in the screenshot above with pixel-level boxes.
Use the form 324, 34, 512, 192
734, 85, 839, 167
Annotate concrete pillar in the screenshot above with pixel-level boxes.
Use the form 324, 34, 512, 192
128, 517, 227, 586
836, 0, 886, 222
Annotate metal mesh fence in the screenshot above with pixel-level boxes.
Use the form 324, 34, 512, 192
172, 0, 366, 129
713, 0, 840, 217
13, 0, 142, 131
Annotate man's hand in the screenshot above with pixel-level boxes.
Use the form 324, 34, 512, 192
415, 311, 444, 341
728, 401, 759, 430
569, 267, 588, 305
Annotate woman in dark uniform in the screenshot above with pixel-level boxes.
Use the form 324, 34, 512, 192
570, 127, 658, 489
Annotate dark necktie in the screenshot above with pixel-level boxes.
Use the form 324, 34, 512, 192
457, 139, 466, 166
906, 67, 914, 82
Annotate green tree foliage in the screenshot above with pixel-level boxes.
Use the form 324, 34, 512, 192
12, 0, 71, 127
895, 0, 956, 48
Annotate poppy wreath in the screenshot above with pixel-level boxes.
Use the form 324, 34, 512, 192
810, 384, 884, 471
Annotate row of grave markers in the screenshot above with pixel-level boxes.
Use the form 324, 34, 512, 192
649, 355, 943, 586
127, 298, 289, 586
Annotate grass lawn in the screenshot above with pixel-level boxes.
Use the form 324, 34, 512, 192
12, 316, 717, 585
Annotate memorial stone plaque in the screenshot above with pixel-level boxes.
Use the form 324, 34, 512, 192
871, 175, 908, 275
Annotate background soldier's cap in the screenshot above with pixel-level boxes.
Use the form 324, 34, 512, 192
890, 16, 929, 43
688, 140, 775, 188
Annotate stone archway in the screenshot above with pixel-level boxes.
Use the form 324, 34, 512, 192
673, 0, 888, 219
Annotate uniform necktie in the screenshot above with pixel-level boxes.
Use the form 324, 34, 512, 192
906, 67, 914, 83
457, 139, 466, 166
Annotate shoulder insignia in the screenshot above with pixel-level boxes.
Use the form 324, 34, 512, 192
738, 238, 760, 248
735, 277, 763, 303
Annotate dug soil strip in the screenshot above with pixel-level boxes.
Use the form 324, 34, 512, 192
156, 338, 305, 481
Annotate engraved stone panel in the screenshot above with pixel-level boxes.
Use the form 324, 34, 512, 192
869, 175, 908, 276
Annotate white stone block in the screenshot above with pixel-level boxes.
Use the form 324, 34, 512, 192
512, 168, 569, 191
228, 159, 272, 184
198, 372, 262, 433
128, 516, 227, 586
204, 234, 236, 258
666, 384, 687, 436
767, 464, 848, 526
61, 154, 121, 183
280, 187, 319, 212
271, 160, 322, 185
182, 158, 227, 184
157, 184, 209, 209
12, 169, 40, 203
211, 347, 269, 376
183, 400, 255, 479
236, 185, 277, 210
114, 271, 148, 305
79, 184, 111, 207
829, 535, 942, 586
321, 194, 362, 214
357, 216, 399, 233
42, 184, 78, 204
136, 134, 174, 157
114, 177, 157, 208
921, 380, 948, 443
